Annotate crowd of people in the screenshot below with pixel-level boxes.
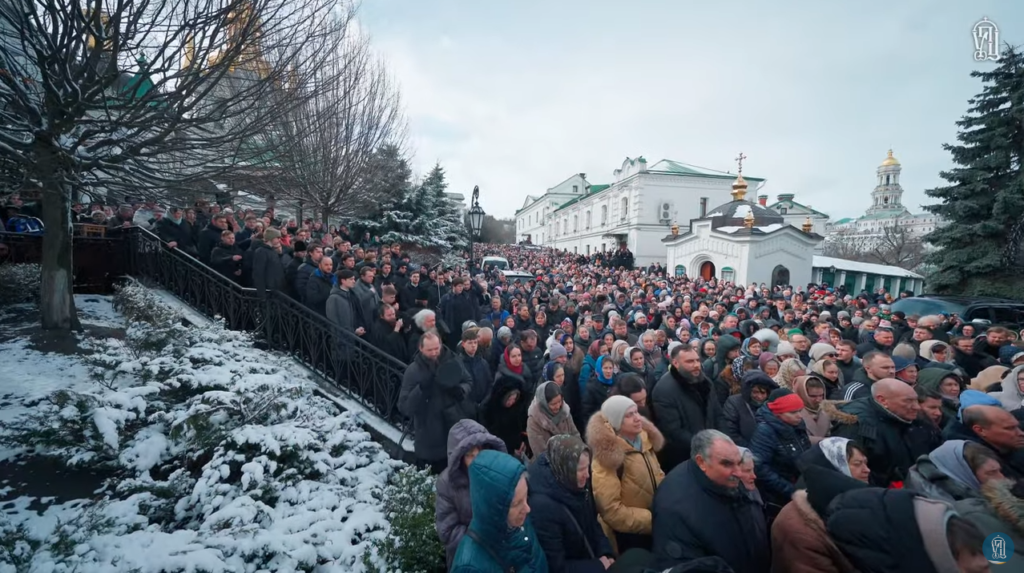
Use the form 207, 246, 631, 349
6, 195, 1024, 572
392, 243, 1024, 573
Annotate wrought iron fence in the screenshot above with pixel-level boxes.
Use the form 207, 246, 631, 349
0, 231, 130, 292
127, 227, 410, 431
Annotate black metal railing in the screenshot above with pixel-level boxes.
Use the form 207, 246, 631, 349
127, 228, 410, 431
0, 231, 131, 293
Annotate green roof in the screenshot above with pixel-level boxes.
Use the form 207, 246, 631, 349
553, 183, 612, 213
766, 199, 829, 218
833, 217, 854, 224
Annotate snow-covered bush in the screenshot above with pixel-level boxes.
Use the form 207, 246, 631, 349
1, 288, 411, 572
0, 263, 40, 305
366, 466, 445, 573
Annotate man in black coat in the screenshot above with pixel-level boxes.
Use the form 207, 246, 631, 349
652, 345, 723, 472
651, 429, 769, 572
283, 240, 307, 300
209, 230, 245, 283
294, 245, 322, 304
439, 278, 480, 349
154, 207, 198, 257
397, 332, 474, 473
197, 214, 229, 264
831, 378, 919, 487
251, 228, 285, 298
304, 256, 336, 316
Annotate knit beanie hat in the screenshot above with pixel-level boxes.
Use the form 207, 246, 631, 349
767, 388, 804, 415
892, 343, 917, 362
809, 343, 837, 361
776, 341, 797, 358
601, 395, 636, 432
548, 342, 568, 361
837, 310, 851, 320
263, 228, 281, 241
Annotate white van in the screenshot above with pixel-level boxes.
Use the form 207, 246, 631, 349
481, 256, 509, 271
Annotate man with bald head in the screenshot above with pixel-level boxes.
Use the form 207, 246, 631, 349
946, 399, 1024, 480
832, 378, 920, 487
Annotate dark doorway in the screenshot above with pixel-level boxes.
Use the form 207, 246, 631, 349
771, 265, 790, 287
700, 261, 716, 281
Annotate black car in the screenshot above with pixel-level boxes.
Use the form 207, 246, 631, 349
892, 295, 1024, 331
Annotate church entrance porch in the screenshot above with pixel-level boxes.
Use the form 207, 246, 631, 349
772, 265, 790, 287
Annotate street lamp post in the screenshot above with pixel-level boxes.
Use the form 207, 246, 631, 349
467, 185, 485, 274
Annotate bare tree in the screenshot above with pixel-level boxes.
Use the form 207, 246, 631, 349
266, 31, 406, 224
822, 227, 867, 260
823, 222, 926, 270
0, 0, 345, 330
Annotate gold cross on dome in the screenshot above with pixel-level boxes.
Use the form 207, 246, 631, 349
735, 152, 747, 175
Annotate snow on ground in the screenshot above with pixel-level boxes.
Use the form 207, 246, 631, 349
0, 287, 407, 572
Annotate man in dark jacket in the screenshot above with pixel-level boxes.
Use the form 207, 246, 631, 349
209, 230, 245, 283
856, 327, 895, 358
293, 245, 322, 304
283, 240, 306, 300
197, 214, 228, 264
651, 429, 769, 572
831, 378, 919, 487
398, 332, 474, 473
154, 207, 198, 257
325, 269, 364, 335
945, 402, 1024, 481
354, 265, 381, 329
836, 350, 895, 401
305, 256, 336, 316
251, 228, 285, 298
439, 278, 481, 350
652, 345, 723, 472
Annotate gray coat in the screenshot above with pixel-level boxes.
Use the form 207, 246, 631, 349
398, 348, 474, 463
326, 286, 359, 333
354, 279, 380, 327
434, 419, 506, 571
251, 242, 285, 297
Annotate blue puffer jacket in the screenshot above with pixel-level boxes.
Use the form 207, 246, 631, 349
749, 404, 812, 507
451, 450, 548, 573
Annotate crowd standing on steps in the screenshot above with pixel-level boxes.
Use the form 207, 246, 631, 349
57, 203, 1024, 573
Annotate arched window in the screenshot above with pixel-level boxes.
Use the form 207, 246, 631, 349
721, 267, 735, 283
674, 265, 686, 277
601, 205, 608, 225
573, 215, 578, 232
620, 197, 629, 221
585, 211, 592, 229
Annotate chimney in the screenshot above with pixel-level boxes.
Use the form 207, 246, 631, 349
777, 193, 795, 203
758, 195, 768, 206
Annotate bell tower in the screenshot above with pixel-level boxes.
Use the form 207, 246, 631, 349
867, 149, 905, 215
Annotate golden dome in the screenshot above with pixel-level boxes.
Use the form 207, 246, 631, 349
881, 149, 900, 167
730, 174, 749, 201
802, 217, 813, 233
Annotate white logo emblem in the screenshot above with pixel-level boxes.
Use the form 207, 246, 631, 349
992, 535, 1007, 561
973, 17, 1000, 61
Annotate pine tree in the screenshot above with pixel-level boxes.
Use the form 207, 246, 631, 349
923, 45, 1024, 299
347, 145, 416, 242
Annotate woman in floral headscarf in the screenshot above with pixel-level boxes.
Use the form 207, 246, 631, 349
773, 358, 807, 390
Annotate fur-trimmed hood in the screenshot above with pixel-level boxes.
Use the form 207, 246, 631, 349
821, 399, 856, 425
983, 478, 1024, 536
586, 411, 664, 470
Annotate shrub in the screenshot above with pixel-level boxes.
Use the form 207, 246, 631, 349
0, 263, 40, 305
367, 466, 445, 573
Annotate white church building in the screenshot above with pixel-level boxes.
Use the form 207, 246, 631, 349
515, 156, 765, 267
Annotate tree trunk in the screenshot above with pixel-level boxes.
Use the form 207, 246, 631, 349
40, 182, 81, 331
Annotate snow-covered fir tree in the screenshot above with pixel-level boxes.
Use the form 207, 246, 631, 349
923, 44, 1024, 298
347, 145, 416, 243
419, 163, 469, 251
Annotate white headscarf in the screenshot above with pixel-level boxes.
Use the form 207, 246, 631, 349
818, 437, 853, 477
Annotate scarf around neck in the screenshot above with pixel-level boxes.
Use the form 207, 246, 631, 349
504, 347, 523, 375
535, 382, 569, 426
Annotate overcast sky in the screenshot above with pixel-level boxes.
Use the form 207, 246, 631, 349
359, 1, 1021, 220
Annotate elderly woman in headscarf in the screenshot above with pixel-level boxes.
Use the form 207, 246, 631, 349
773, 357, 806, 390
907, 440, 1003, 503
527, 435, 616, 572
917, 367, 966, 422
618, 346, 657, 391
527, 382, 580, 458
609, 339, 630, 372
638, 330, 668, 380
990, 365, 1024, 412
798, 437, 871, 484
583, 355, 616, 422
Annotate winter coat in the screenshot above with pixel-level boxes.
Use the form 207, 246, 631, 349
771, 490, 857, 573
526, 398, 580, 459
305, 269, 335, 316
721, 370, 777, 448
587, 412, 665, 540
251, 242, 285, 298
527, 453, 614, 573
209, 243, 244, 282
651, 460, 770, 573
197, 222, 223, 263
956, 479, 1024, 564
398, 348, 474, 463
450, 451, 548, 573
370, 318, 408, 362
830, 397, 916, 488
826, 488, 945, 573
651, 366, 722, 472
750, 405, 812, 507
435, 420, 506, 571
708, 335, 742, 400
579, 353, 597, 398
943, 420, 1024, 482
582, 371, 615, 423
460, 349, 493, 408
155, 218, 198, 255
293, 261, 317, 303
325, 286, 359, 334
353, 280, 380, 331
483, 363, 532, 456
521, 345, 546, 391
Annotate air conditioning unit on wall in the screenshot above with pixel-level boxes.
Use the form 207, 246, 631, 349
659, 202, 672, 221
